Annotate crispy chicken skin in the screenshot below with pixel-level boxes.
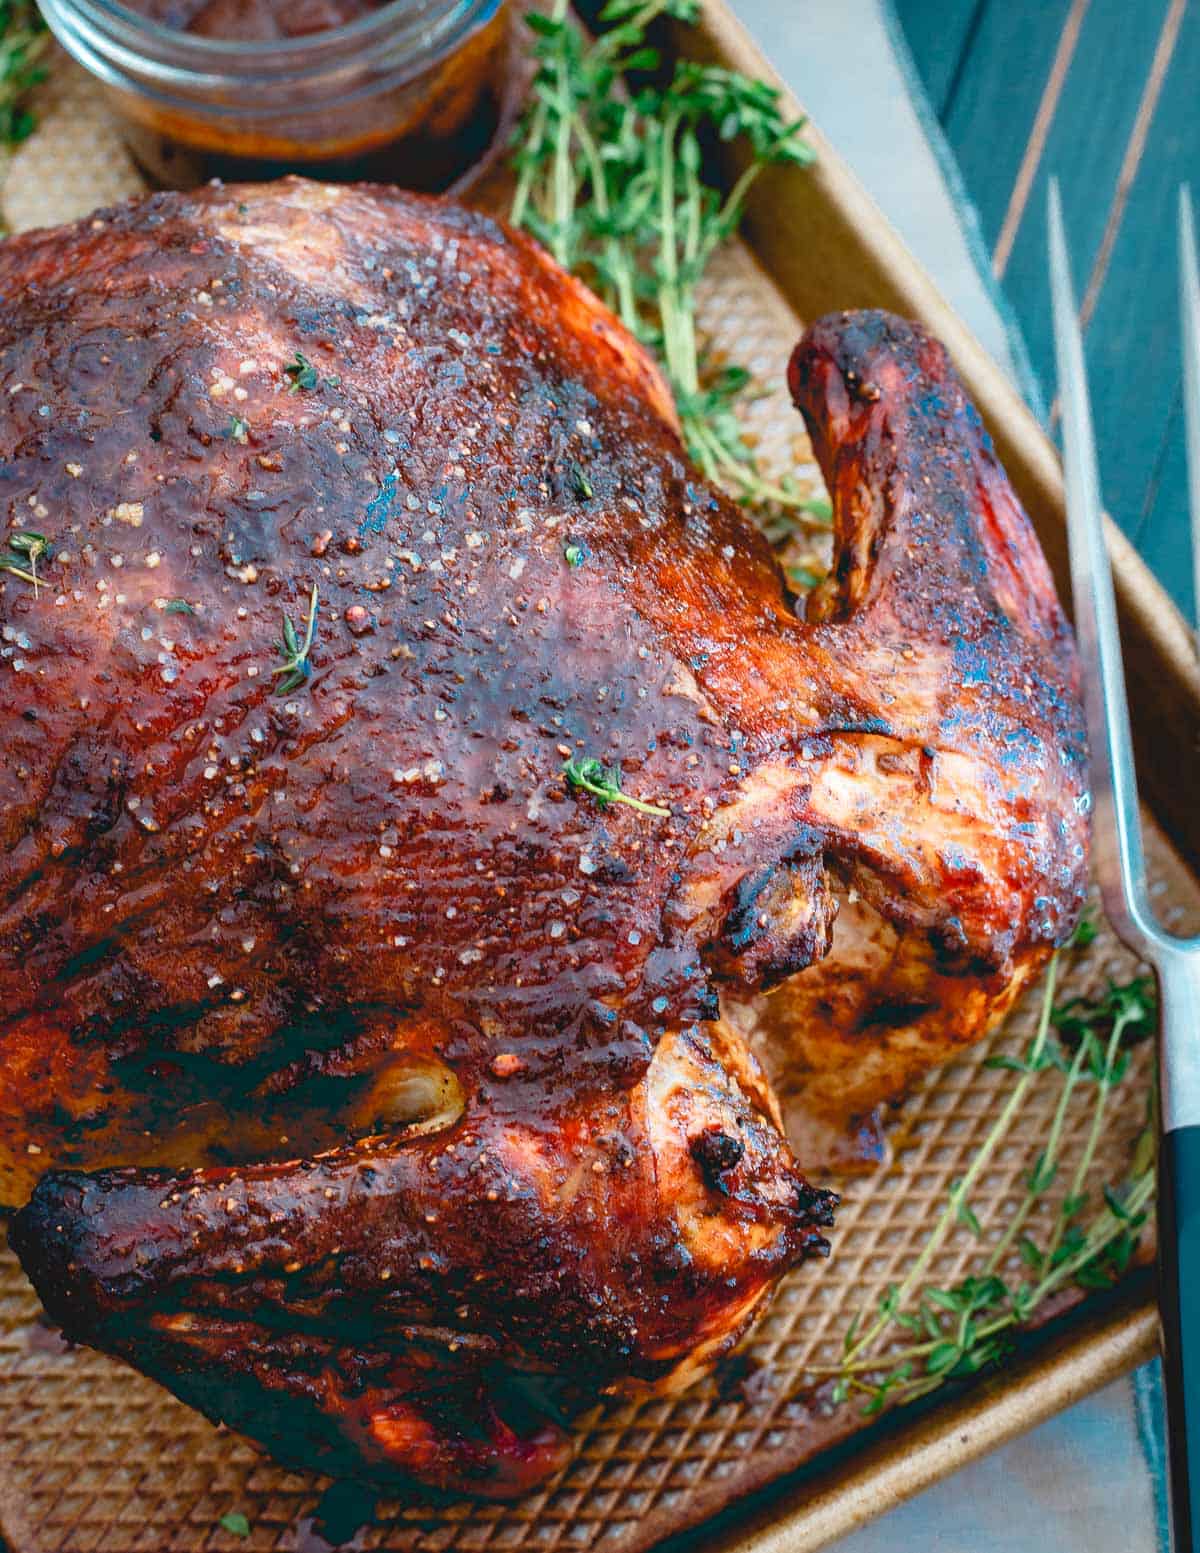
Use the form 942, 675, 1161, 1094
730, 310, 1089, 1161
2, 180, 1084, 1495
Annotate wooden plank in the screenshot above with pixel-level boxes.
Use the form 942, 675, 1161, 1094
899, 0, 1198, 622
890, 0, 985, 117
938, 0, 1074, 249
1079, 0, 1199, 585
991, 0, 1171, 389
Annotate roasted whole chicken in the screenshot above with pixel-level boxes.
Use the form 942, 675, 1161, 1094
0, 180, 1086, 1497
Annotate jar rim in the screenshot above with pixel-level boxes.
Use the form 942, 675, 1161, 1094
45, 0, 492, 66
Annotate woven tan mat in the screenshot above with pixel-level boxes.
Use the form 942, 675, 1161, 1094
1, 56, 1197, 1553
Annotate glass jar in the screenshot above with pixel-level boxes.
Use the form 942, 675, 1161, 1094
38, 0, 512, 191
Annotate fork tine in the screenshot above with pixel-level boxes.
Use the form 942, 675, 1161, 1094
1047, 179, 1154, 949
1180, 186, 1200, 640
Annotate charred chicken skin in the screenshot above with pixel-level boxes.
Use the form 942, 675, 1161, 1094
1, 180, 1085, 1496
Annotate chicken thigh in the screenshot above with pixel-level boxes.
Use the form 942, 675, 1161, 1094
0, 180, 1085, 1496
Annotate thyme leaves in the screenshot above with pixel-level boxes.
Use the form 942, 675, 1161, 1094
0, 0, 47, 149
510, 0, 828, 525
272, 584, 319, 695
0, 529, 49, 594
563, 753, 670, 818
813, 949, 1157, 1415
283, 352, 320, 393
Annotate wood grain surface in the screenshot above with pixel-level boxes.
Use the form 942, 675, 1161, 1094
895, 0, 1200, 626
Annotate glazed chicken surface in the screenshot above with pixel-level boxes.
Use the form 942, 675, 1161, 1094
0, 179, 1085, 1497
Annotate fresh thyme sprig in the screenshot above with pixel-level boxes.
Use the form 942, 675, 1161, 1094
0, 529, 49, 594
510, 0, 828, 526
812, 944, 1158, 1416
272, 584, 319, 695
0, 0, 47, 148
563, 753, 670, 817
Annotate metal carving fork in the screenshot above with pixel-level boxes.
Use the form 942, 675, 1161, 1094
1049, 180, 1200, 1552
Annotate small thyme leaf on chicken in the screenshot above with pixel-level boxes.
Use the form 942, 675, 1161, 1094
283, 351, 320, 393
272, 584, 319, 695
0, 529, 49, 593
786, 562, 822, 590
228, 413, 250, 443
563, 754, 670, 818
0, 555, 37, 589
217, 1511, 250, 1538
564, 541, 587, 567
164, 598, 195, 615
568, 461, 593, 500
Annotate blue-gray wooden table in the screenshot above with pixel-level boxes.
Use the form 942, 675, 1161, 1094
897, 0, 1199, 624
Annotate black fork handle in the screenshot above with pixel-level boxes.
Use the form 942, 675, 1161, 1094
1160, 1124, 1200, 1551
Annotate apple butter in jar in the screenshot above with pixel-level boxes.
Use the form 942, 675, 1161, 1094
39, 0, 510, 189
